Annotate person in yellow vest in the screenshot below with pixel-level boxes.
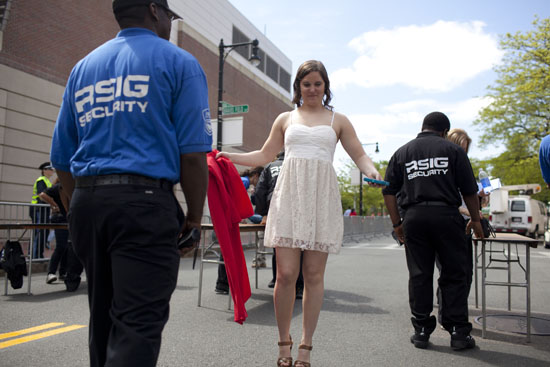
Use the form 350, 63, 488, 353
30, 162, 55, 258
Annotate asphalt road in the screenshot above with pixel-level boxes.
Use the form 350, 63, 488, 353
1, 235, 549, 366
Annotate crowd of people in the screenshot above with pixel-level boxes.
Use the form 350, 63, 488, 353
22, 0, 548, 366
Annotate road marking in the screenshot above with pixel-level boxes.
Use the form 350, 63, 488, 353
0, 323, 86, 349
0, 323, 65, 340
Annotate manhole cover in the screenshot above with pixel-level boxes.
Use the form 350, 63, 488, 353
474, 315, 550, 336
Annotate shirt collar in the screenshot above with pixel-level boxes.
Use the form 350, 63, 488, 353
117, 28, 157, 38
416, 131, 443, 139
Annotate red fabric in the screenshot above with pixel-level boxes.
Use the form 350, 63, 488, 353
206, 150, 253, 324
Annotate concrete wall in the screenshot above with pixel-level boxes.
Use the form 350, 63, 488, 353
0, 64, 64, 202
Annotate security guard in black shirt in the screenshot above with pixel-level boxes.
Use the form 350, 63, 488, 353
383, 112, 484, 351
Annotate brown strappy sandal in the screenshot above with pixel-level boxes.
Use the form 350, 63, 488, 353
293, 344, 312, 367
277, 335, 293, 367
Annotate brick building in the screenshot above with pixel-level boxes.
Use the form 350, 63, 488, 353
0, 0, 293, 205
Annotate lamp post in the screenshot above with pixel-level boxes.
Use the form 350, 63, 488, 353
359, 142, 379, 216
217, 38, 261, 151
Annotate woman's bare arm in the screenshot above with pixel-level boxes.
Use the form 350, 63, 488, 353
337, 114, 382, 182
216, 112, 288, 166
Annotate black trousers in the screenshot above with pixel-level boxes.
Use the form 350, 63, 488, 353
403, 206, 472, 335
64, 241, 84, 292
436, 232, 473, 323
69, 184, 183, 367
48, 215, 69, 275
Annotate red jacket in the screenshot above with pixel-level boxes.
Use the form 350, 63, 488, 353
206, 150, 253, 324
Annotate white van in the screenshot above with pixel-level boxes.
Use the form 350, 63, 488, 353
490, 195, 548, 238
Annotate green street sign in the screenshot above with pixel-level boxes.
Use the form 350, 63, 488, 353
221, 101, 249, 115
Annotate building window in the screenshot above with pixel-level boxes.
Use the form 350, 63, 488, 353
256, 48, 265, 73
232, 26, 250, 60
232, 25, 291, 92
279, 68, 291, 92
266, 54, 279, 83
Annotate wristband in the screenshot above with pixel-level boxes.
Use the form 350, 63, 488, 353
393, 219, 403, 228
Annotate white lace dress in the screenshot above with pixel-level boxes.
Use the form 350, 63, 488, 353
264, 111, 343, 254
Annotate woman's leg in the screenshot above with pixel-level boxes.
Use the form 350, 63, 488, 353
298, 250, 329, 363
274, 247, 301, 364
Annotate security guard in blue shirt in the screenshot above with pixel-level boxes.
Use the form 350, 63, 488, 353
50, 1, 211, 366
383, 112, 484, 351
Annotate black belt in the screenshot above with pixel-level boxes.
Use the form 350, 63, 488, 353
75, 174, 173, 191
410, 201, 454, 207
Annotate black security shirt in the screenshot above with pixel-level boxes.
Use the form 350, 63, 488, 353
382, 131, 478, 209
44, 183, 67, 218
254, 157, 284, 216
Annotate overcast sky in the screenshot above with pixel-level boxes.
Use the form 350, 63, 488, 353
228, 0, 549, 172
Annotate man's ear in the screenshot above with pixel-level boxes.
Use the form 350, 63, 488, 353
149, 3, 161, 22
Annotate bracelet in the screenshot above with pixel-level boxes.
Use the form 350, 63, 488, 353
392, 219, 403, 228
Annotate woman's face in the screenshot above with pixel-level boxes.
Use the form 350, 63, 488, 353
250, 174, 260, 187
300, 71, 325, 106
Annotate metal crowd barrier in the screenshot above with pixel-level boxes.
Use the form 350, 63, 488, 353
343, 216, 392, 243
1, 201, 54, 295
1, 223, 67, 296
0, 201, 51, 249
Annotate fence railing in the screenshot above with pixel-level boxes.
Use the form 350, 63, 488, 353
0, 202, 393, 295
343, 215, 393, 243
1, 201, 57, 295
0, 201, 51, 257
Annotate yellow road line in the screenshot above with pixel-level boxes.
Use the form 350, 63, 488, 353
0, 324, 86, 349
0, 323, 65, 340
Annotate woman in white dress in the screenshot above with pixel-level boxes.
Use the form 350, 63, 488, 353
217, 60, 383, 367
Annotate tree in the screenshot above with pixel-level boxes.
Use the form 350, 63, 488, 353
474, 17, 550, 203
474, 16, 550, 153
484, 153, 550, 203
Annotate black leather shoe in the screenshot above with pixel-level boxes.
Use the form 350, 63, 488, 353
410, 328, 430, 349
450, 332, 475, 350
268, 279, 275, 288
215, 283, 229, 294
65, 277, 81, 292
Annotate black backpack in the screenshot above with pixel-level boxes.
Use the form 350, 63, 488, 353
0, 240, 28, 289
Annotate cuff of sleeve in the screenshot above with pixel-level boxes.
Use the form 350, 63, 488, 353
179, 144, 212, 154
51, 161, 71, 173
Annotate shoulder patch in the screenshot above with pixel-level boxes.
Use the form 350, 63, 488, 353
203, 108, 212, 136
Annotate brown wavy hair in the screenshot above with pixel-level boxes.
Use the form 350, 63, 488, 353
240, 166, 264, 178
292, 60, 333, 110
447, 128, 472, 153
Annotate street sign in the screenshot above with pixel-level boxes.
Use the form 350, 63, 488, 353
221, 101, 249, 115
211, 116, 243, 147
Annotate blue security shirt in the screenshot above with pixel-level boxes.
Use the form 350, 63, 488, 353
241, 176, 250, 190
540, 135, 550, 184
51, 28, 212, 182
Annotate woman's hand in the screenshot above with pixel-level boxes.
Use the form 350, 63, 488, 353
215, 151, 231, 160
363, 169, 384, 188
